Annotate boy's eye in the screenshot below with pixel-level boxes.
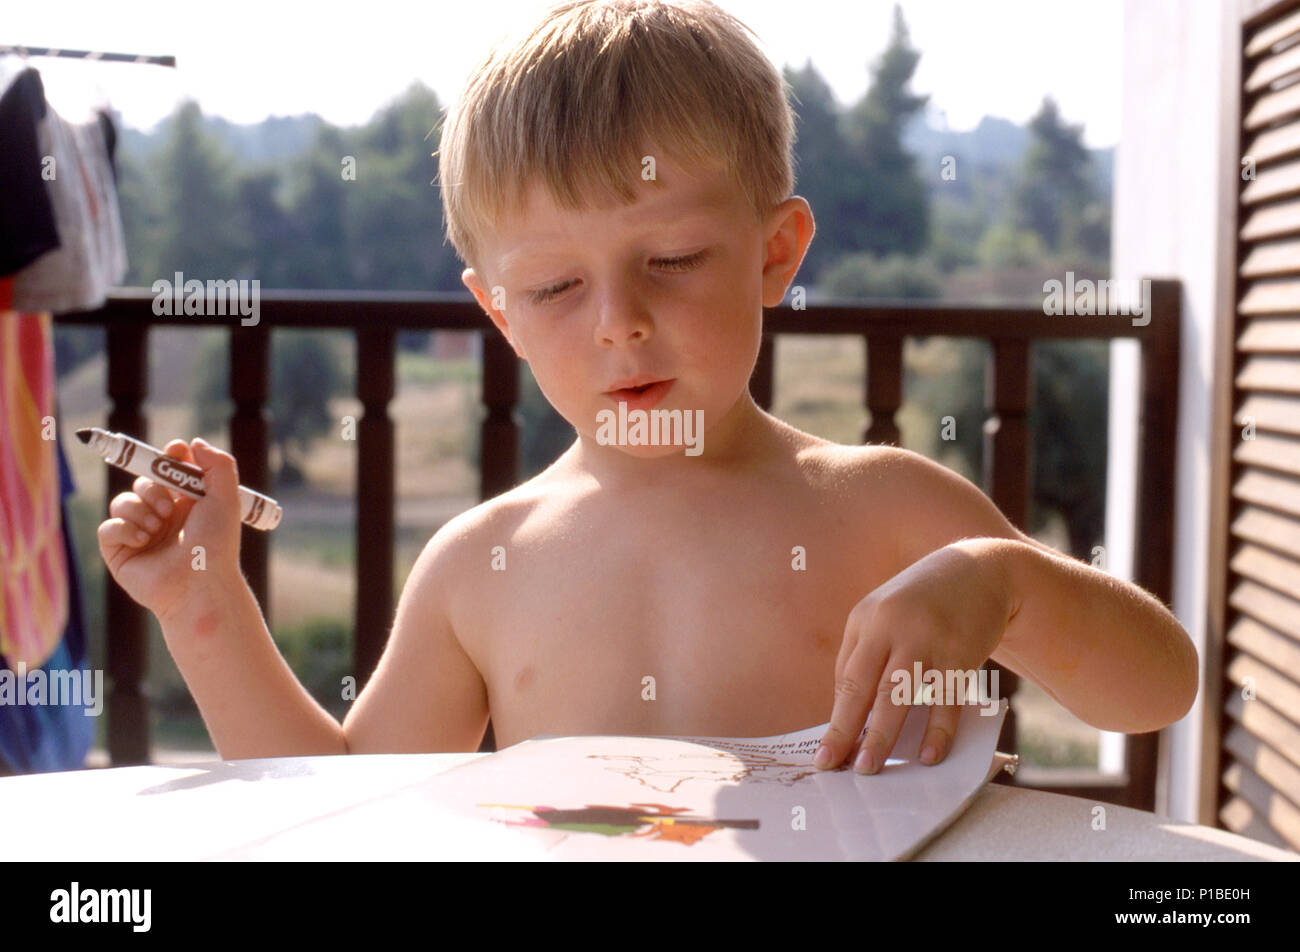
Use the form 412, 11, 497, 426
526, 250, 709, 305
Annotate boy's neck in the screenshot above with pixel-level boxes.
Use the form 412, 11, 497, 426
567, 390, 785, 490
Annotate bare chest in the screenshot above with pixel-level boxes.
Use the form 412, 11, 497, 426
453, 485, 891, 747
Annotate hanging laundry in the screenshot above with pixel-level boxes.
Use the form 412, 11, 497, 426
0, 304, 69, 670
0, 64, 75, 670
0, 62, 103, 772
0, 394, 94, 774
0, 67, 60, 275
10, 76, 128, 313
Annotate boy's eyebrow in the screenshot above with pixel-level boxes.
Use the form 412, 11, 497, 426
496, 192, 735, 278
496, 208, 722, 275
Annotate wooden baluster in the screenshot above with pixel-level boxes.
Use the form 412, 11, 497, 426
864, 335, 902, 445
355, 326, 396, 687
983, 338, 1029, 772
479, 332, 519, 501
476, 332, 520, 753
106, 323, 149, 765
750, 334, 775, 411
1124, 279, 1181, 811
230, 323, 272, 614
983, 339, 1030, 527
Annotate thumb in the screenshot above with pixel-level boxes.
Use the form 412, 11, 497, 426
190, 437, 241, 508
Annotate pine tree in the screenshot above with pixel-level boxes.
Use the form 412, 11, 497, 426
1011, 97, 1095, 253
839, 4, 930, 258
151, 101, 249, 275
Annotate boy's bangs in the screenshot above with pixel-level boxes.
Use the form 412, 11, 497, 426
439, 0, 794, 269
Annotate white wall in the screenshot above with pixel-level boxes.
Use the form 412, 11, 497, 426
1110, 0, 1241, 821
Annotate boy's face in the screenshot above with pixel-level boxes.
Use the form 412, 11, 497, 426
462, 146, 813, 460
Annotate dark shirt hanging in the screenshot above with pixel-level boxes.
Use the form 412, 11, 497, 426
0, 69, 60, 277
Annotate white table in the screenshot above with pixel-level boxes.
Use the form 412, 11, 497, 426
1, 753, 1294, 861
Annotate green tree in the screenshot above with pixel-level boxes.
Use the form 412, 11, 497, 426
976, 221, 1045, 269
1011, 97, 1095, 255
350, 84, 459, 291
237, 168, 301, 287
785, 61, 854, 280
1029, 340, 1109, 557
927, 197, 983, 273
838, 5, 930, 259
150, 101, 249, 275
283, 126, 355, 288
821, 251, 941, 299
116, 144, 163, 284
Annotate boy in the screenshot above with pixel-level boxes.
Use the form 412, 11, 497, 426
96, 0, 1196, 776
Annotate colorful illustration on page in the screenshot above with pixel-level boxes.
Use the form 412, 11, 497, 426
477, 802, 760, 846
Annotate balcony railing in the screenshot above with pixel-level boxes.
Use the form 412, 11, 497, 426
58, 280, 1180, 810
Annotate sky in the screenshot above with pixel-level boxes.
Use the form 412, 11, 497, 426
4, 0, 1124, 146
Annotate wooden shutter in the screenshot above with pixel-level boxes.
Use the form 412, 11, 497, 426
1220, 0, 1300, 850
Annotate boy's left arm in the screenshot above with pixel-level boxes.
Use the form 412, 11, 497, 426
816, 448, 1199, 773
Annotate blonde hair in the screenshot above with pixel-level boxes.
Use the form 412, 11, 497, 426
436, 0, 796, 272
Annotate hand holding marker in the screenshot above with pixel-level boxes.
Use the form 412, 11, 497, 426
77, 428, 282, 531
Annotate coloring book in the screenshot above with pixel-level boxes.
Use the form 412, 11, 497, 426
225, 700, 1016, 860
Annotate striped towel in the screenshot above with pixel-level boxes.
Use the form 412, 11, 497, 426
0, 288, 68, 669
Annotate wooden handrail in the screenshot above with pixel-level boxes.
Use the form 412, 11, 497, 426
58, 280, 1181, 809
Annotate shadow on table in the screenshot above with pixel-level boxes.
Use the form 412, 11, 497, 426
136, 758, 317, 795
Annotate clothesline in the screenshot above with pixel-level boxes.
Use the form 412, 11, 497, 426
0, 46, 175, 68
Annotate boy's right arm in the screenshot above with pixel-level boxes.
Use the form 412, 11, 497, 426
158, 565, 349, 759
100, 438, 487, 759
100, 437, 347, 760
341, 518, 490, 754
159, 518, 489, 759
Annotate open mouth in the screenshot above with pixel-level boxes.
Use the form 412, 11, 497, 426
605, 379, 674, 408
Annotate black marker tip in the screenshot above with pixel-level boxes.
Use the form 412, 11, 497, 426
75, 428, 93, 444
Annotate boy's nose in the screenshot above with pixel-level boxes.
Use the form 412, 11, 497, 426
594, 289, 653, 346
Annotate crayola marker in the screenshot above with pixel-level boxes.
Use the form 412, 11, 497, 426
75, 427, 282, 531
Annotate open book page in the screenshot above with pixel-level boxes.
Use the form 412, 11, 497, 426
217, 701, 1014, 860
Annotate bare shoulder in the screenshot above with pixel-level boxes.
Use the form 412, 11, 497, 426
806, 443, 1032, 565
408, 465, 585, 610
791, 440, 934, 496
343, 474, 570, 753
412, 480, 550, 588
819, 443, 970, 494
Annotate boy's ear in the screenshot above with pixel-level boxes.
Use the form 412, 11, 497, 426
463, 268, 525, 359
760, 196, 815, 309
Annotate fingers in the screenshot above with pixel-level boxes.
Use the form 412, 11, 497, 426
98, 515, 152, 549
816, 638, 888, 770
919, 703, 961, 766
132, 474, 175, 521
109, 490, 168, 545
162, 438, 195, 463
102, 439, 202, 550
819, 654, 960, 773
849, 657, 912, 774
